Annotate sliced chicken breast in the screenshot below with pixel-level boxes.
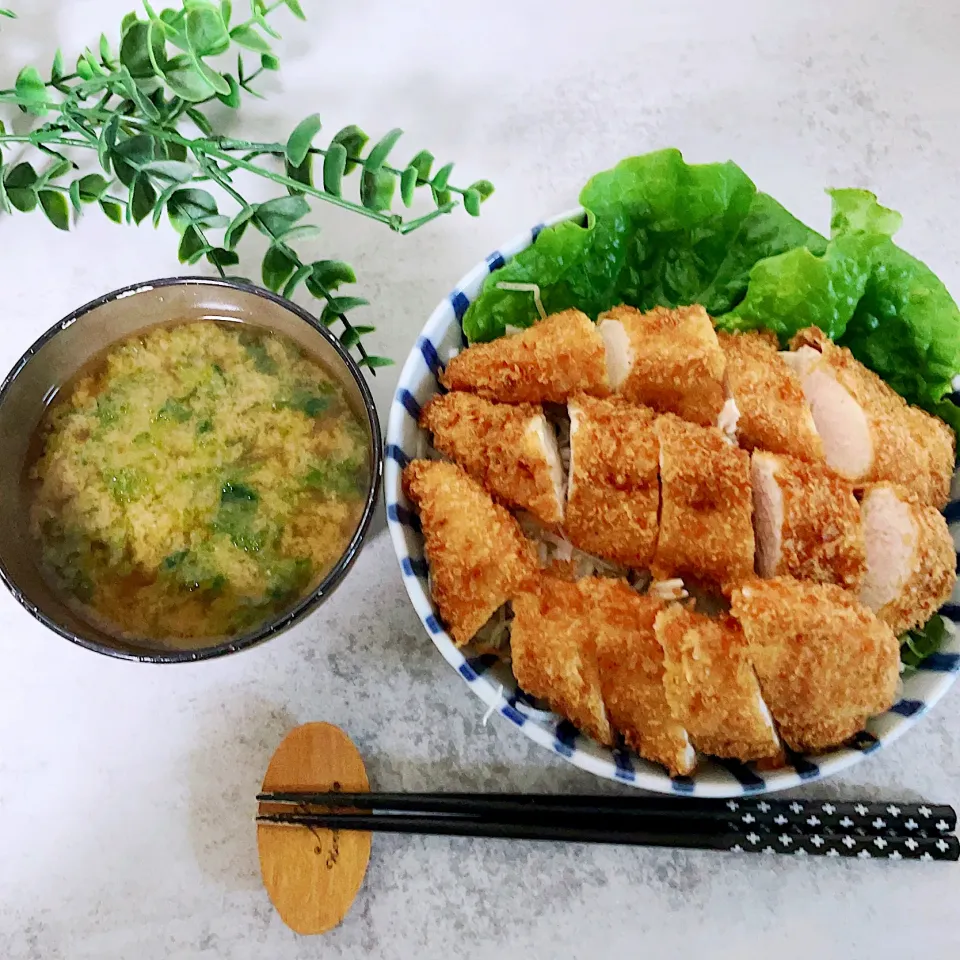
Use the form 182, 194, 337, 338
784, 327, 955, 508
731, 578, 900, 753
598, 304, 726, 426
654, 605, 782, 764
859, 482, 957, 634
563, 394, 659, 566
403, 460, 537, 646
440, 309, 609, 403
718, 330, 823, 461
751, 450, 865, 589
511, 573, 613, 745
653, 415, 755, 592
420, 393, 565, 525
591, 581, 696, 776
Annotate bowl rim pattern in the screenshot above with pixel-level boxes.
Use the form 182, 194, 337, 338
0, 275, 383, 664
385, 208, 960, 798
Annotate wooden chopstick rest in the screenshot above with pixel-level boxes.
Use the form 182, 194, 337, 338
257, 723, 371, 935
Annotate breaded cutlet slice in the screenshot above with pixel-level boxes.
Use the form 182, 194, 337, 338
654, 605, 782, 764
653, 415, 755, 592
591, 580, 696, 776
731, 578, 900, 753
402, 460, 537, 646
563, 394, 660, 566
440, 309, 609, 403
859, 482, 957, 634
751, 450, 866, 589
785, 327, 955, 508
718, 330, 823, 462
511, 574, 613, 745
598, 304, 726, 426
420, 393, 565, 525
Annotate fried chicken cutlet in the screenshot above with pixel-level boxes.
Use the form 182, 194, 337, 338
653, 415, 755, 591
510, 573, 613, 745
784, 328, 955, 508
859, 482, 957, 634
563, 394, 660, 566
718, 329, 823, 461
420, 393, 565, 525
598, 304, 726, 426
591, 581, 696, 776
654, 605, 782, 763
402, 460, 536, 646
751, 450, 865, 589
440, 309, 609, 403
731, 578, 899, 753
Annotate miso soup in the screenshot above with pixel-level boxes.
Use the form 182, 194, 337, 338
26, 320, 370, 644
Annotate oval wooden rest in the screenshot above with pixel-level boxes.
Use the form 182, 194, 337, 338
257, 722, 371, 935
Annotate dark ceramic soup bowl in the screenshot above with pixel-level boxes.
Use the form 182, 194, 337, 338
0, 278, 382, 663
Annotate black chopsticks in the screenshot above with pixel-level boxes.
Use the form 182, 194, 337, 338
256, 792, 960, 861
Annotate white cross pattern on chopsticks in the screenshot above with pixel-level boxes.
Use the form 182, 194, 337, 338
779, 834, 792, 846
872, 818, 886, 829
857, 849, 872, 859
731, 844, 743, 853
888, 850, 903, 860
810, 835, 824, 848
841, 836, 856, 848
757, 802, 770, 813
726, 800, 739, 811
921, 852, 933, 861
774, 814, 788, 825
839, 816, 854, 828
746, 832, 760, 844
905, 838, 919, 851
873, 837, 887, 849
826, 849, 840, 857
794, 848, 808, 856
822, 803, 836, 815
742, 813, 756, 824
936, 820, 949, 832
886, 805, 901, 817
919, 806, 932, 818
904, 818, 919, 830
936, 839, 950, 852
854, 804, 869, 816
789, 802, 803, 814
807, 816, 821, 826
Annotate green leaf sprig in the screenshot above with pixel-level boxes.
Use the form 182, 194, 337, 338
0, 1, 494, 369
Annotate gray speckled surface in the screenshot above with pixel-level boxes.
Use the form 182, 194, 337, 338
2, 2, 960, 957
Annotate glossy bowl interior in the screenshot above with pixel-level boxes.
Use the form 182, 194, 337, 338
385, 208, 960, 797
0, 278, 382, 663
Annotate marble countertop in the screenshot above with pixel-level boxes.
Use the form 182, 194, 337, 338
2, 2, 960, 957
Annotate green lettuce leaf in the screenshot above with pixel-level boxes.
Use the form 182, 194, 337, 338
463, 149, 757, 341
699, 192, 828, 314
839, 239, 960, 421
716, 190, 901, 341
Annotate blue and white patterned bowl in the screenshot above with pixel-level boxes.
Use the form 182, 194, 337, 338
386, 208, 960, 797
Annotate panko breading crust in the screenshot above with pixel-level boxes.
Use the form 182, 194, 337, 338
591, 581, 695, 776
863, 482, 957, 635
420, 393, 564, 525
402, 460, 536, 646
755, 451, 866, 589
564, 394, 660, 566
440, 309, 609, 403
600, 304, 726, 426
719, 330, 823, 461
654, 605, 782, 763
511, 574, 613, 745
731, 578, 900, 753
790, 327, 955, 508
654, 415, 755, 591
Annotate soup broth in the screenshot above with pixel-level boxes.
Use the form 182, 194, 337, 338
26, 320, 370, 644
